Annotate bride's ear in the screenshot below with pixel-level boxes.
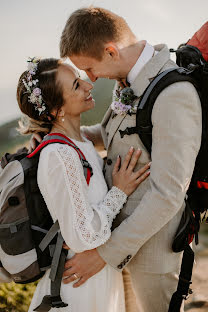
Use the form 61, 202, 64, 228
51, 108, 65, 120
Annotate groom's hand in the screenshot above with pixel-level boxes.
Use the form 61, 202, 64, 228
62, 249, 106, 287
28, 133, 43, 153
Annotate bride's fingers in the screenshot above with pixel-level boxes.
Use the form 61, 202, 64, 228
127, 149, 142, 172
136, 170, 150, 185
112, 155, 121, 175
120, 147, 134, 170
135, 162, 151, 179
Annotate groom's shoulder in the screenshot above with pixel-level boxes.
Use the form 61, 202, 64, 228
159, 59, 178, 73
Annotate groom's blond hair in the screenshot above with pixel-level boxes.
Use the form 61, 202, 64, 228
60, 7, 133, 60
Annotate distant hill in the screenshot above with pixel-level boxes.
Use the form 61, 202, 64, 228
0, 78, 115, 157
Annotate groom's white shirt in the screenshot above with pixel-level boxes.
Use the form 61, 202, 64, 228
127, 42, 155, 85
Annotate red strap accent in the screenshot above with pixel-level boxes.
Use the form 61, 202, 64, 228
188, 233, 194, 244
27, 139, 79, 158
47, 133, 87, 160
86, 167, 91, 185
197, 181, 208, 189
27, 133, 91, 185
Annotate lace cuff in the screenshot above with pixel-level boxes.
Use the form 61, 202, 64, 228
102, 186, 127, 216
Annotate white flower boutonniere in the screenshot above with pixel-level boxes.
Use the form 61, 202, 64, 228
111, 87, 138, 116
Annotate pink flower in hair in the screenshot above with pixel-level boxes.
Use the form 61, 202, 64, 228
33, 88, 41, 96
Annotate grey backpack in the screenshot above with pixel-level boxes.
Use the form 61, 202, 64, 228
0, 133, 93, 311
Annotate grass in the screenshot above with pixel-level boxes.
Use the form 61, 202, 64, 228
0, 282, 38, 312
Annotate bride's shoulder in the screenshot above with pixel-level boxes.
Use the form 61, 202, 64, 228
39, 143, 78, 164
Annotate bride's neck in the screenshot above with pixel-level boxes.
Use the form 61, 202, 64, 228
51, 116, 83, 142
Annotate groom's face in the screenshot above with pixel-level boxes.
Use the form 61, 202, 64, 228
70, 52, 121, 83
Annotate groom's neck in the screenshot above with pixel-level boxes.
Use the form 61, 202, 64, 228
120, 40, 146, 77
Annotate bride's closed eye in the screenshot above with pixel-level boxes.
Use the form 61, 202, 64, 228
75, 82, 80, 90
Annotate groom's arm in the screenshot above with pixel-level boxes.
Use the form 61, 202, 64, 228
62, 81, 201, 286
81, 123, 104, 148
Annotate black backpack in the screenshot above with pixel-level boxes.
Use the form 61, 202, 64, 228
120, 44, 208, 311
0, 133, 93, 311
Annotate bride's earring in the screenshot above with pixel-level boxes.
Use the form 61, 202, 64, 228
62, 117, 65, 122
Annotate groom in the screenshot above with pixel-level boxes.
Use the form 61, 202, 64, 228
59, 7, 201, 311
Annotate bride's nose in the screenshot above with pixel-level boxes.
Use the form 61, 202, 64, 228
84, 81, 93, 91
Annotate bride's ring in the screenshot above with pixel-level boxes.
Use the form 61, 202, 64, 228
73, 273, 79, 280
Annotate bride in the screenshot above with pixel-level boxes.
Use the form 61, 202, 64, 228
17, 57, 150, 312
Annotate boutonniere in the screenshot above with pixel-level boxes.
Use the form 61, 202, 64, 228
111, 87, 138, 117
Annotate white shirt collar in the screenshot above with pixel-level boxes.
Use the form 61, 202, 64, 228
127, 42, 155, 85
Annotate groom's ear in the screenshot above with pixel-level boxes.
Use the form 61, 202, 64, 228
104, 43, 119, 59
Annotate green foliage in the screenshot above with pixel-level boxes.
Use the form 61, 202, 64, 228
0, 119, 30, 158
0, 282, 37, 312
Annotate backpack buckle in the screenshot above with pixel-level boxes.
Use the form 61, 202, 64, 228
81, 159, 93, 174
182, 287, 193, 300
81, 159, 90, 167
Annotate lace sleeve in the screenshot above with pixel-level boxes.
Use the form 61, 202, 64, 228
52, 145, 127, 252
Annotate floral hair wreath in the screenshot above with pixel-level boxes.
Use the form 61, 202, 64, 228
22, 57, 47, 116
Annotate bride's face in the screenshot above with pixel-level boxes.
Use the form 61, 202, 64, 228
57, 64, 95, 117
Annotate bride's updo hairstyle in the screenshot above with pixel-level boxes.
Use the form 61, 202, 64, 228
17, 58, 63, 134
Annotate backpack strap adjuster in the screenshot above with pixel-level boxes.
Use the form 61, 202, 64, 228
119, 127, 138, 138
51, 295, 68, 308
81, 159, 93, 173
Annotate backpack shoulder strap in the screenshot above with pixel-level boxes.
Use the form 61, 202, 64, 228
136, 67, 198, 155
27, 133, 93, 185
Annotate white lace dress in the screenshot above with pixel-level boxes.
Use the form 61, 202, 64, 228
28, 138, 126, 312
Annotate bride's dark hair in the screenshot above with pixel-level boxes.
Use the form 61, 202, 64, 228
17, 58, 63, 134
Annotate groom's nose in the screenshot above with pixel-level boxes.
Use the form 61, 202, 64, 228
86, 71, 97, 82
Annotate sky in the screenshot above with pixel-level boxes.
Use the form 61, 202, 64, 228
0, 0, 208, 125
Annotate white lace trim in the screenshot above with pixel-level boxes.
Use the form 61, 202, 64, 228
56, 144, 127, 249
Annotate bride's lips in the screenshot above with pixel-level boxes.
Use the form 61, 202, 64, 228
85, 94, 93, 101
